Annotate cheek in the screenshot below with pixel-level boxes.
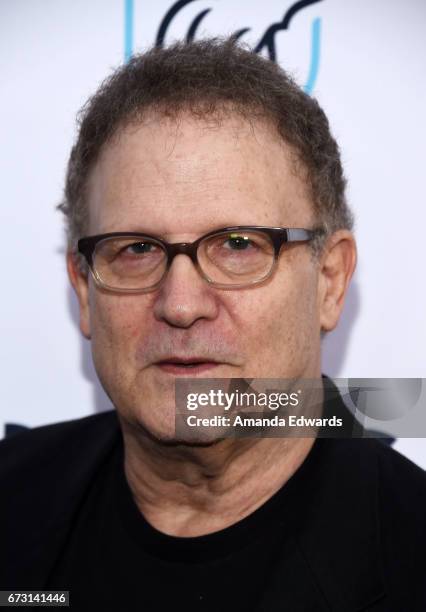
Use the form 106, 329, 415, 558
232, 262, 320, 376
89, 290, 149, 370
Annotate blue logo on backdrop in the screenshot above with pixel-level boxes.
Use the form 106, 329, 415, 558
124, 0, 323, 94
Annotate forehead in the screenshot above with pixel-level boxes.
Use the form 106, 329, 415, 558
86, 111, 314, 237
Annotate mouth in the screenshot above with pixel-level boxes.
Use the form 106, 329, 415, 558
154, 358, 221, 376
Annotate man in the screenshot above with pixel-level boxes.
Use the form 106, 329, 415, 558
1, 38, 425, 611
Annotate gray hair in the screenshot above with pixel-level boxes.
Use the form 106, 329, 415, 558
57, 37, 353, 258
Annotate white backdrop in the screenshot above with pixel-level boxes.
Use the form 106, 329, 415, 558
1, 0, 425, 466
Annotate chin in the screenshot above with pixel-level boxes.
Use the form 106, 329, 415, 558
119, 400, 226, 448
150, 433, 227, 448
137, 418, 228, 448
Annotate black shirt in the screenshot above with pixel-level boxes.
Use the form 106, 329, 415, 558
3, 392, 426, 610
47, 436, 326, 611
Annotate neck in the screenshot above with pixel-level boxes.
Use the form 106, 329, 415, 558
119, 417, 317, 537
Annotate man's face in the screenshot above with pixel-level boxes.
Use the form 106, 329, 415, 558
74, 112, 325, 441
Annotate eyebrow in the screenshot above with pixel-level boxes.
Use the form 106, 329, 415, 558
101, 225, 244, 241
101, 227, 165, 239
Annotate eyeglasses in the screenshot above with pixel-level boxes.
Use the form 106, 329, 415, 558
77, 226, 324, 293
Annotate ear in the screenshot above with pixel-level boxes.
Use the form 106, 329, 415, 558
67, 251, 91, 339
318, 230, 357, 332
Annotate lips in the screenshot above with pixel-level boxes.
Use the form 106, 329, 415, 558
157, 357, 215, 365
154, 357, 220, 375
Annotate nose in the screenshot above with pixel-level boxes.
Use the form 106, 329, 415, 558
153, 254, 219, 328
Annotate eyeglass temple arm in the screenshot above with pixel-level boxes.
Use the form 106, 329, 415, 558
286, 228, 323, 242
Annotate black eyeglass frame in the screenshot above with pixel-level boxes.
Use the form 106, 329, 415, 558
77, 226, 325, 293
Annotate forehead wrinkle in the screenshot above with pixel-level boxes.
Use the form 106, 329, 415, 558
88, 113, 315, 236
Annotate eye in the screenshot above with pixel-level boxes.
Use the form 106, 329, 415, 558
223, 234, 255, 250
125, 242, 157, 255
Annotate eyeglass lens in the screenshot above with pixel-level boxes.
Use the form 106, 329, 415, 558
92, 230, 275, 290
